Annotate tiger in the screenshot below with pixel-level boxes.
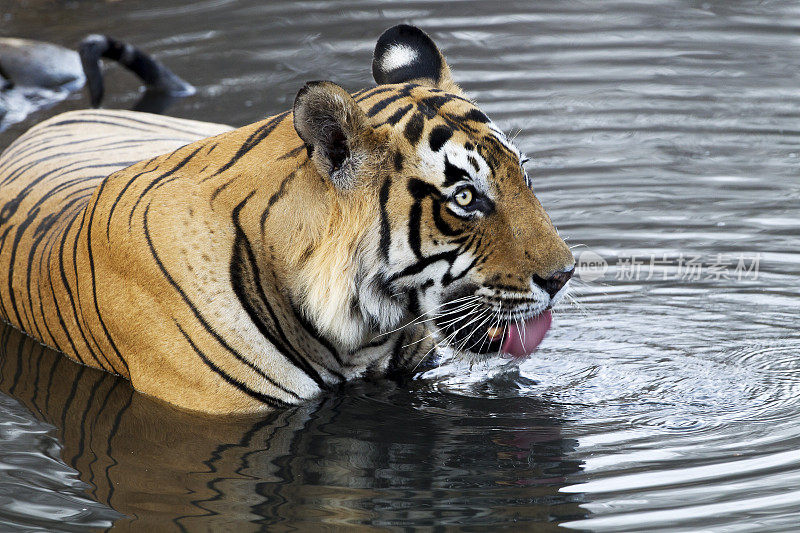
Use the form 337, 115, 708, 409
0, 25, 575, 414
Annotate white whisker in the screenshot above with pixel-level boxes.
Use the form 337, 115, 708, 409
370, 295, 481, 340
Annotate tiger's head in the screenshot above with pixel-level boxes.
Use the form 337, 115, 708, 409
290, 25, 574, 362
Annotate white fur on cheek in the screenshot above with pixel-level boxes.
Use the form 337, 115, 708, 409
449, 252, 476, 280
382, 45, 417, 72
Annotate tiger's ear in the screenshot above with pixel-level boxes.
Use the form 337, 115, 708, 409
372, 24, 461, 94
293, 81, 375, 190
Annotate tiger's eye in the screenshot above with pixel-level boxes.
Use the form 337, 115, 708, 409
454, 187, 474, 207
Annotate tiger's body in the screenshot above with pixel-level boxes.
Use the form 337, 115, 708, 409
0, 26, 575, 413
0, 106, 433, 411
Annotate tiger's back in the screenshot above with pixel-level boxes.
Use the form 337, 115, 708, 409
0, 110, 232, 378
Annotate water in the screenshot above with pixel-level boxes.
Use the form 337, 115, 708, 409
1, 0, 799, 530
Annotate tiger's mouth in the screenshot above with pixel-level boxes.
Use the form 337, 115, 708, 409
432, 305, 552, 359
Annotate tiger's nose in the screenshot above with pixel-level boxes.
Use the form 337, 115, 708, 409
532, 267, 574, 299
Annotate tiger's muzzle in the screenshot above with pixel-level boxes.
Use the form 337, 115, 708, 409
432, 266, 573, 360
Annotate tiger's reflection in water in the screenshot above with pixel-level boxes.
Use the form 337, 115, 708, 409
0, 322, 587, 530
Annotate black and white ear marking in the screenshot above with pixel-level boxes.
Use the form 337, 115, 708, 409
293, 80, 374, 189
372, 24, 458, 92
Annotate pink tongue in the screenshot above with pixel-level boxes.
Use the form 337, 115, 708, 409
501, 310, 552, 360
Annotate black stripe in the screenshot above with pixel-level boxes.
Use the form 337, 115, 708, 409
0, 130, 64, 156
0, 146, 83, 188
443, 155, 470, 186
6, 205, 42, 329
387, 249, 458, 283
128, 145, 205, 227
443, 255, 480, 286
407, 177, 439, 201
358, 334, 393, 351
41, 344, 62, 412
440, 111, 479, 136
35, 234, 61, 349
42, 195, 98, 365
449, 235, 472, 246
45, 220, 85, 365
74, 111, 215, 138
379, 177, 392, 260
59, 365, 87, 431
85, 378, 123, 499
289, 304, 346, 374
28, 173, 105, 214
69, 372, 105, 469
385, 104, 413, 126
175, 414, 284, 530
431, 199, 461, 236
404, 112, 425, 145
44, 118, 159, 133
417, 95, 452, 119
408, 200, 423, 260
25, 190, 94, 343
0, 325, 11, 378
259, 171, 298, 233
7, 328, 27, 397
428, 125, 453, 152
467, 155, 480, 173
278, 145, 305, 160
1, 158, 108, 227
366, 93, 405, 117
2, 179, 103, 336
0, 143, 144, 187
482, 133, 518, 163
385, 331, 407, 377
0, 134, 98, 171
404, 177, 443, 260
463, 109, 489, 123
215, 111, 289, 175
208, 114, 289, 201
106, 159, 160, 238
85, 179, 131, 375
0, 226, 12, 320
476, 143, 496, 175
176, 322, 290, 408
354, 86, 394, 102
70, 200, 119, 372
408, 290, 421, 316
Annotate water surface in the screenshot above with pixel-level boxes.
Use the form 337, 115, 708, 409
1, 0, 799, 530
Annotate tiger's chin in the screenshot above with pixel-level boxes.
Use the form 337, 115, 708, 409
432, 308, 553, 363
